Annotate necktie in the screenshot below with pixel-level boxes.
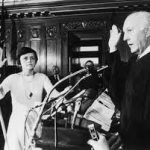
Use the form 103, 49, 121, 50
55, 75, 59, 81
57, 75, 60, 81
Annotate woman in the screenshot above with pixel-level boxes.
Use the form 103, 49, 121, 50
0, 47, 58, 150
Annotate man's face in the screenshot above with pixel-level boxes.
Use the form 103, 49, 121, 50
85, 62, 94, 69
123, 15, 148, 54
53, 66, 59, 75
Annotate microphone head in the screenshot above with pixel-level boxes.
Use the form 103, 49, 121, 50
80, 88, 98, 114
85, 64, 95, 74
83, 88, 97, 100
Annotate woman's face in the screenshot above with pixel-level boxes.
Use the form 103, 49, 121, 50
20, 53, 36, 71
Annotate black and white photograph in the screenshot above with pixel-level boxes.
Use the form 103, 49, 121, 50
0, 0, 150, 150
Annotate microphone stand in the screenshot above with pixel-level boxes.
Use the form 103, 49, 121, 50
51, 74, 91, 149
25, 68, 87, 150
0, 107, 9, 150
26, 66, 108, 150
47, 68, 87, 100
45, 74, 90, 119
97, 65, 108, 73
44, 65, 109, 117
71, 99, 82, 129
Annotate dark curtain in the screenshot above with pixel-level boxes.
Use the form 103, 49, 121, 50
11, 19, 17, 63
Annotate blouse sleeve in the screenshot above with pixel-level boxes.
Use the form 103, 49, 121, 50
0, 75, 12, 99
43, 74, 59, 98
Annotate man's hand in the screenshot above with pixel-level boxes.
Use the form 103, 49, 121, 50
108, 25, 122, 53
0, 47, 7, 68
87, 134, 110, 150
108, 132, 122, 150
0, 58, 7, 68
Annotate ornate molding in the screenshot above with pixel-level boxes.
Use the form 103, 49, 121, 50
17, 28, 24, 41
1, 1, 150, 19
0, 28, 10, 44
62, 20, 107, 31
5, 29, 11, 42
30, 27, 40, 40
46, 25, 57, 39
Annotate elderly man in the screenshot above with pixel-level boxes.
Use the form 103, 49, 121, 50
49, 65, 69, 92
88, 11, 150, 150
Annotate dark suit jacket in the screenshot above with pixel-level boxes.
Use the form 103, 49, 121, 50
49, 75, 61, 85
49, 74, 69, 92
108, 51, 150, 149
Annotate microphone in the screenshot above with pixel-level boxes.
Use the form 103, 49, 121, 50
48, 86, 72, 103
25, 68, 92, 149
64, 89, 86, 105
48, 66, 107, 101
71, 98, 82, 129
85, 65, 108, 73
51, 68, 87, 93
50, 90, 86, 117
97, 65, 109, 73
25, 86, 72, 149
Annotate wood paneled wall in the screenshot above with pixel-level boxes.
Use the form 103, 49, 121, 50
1, 0, 150, 76
4, 18, 62, 75
2, 11, 130, 76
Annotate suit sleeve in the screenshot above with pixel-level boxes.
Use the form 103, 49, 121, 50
108, 51, 129, 110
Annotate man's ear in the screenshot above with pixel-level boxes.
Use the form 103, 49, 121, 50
145, 26, 150, 38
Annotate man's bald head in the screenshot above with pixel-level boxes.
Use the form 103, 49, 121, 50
123, 11, 150, 55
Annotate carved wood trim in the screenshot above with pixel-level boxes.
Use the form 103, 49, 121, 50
1, 1, 150, 19
30, 27, 41, 40
62, 20, 107, 31
46, 25, 57, 39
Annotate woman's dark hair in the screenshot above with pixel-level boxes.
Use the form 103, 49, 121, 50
17, 47, 38, 64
